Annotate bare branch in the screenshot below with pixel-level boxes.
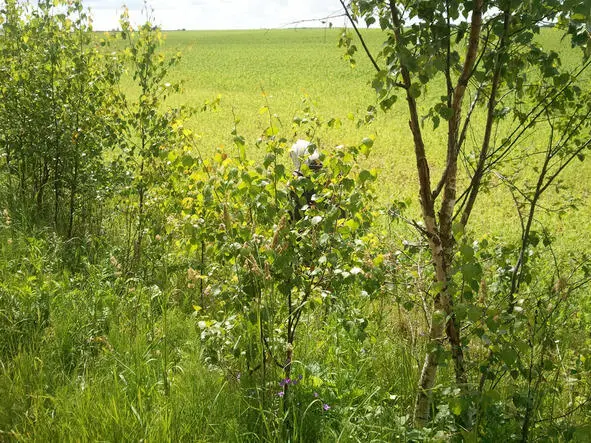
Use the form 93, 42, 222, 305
486, 57, 591, 170
534, 396, 591, 424
540, 137, 591, 195
279, 12, 346, 29
507, 115, 555, 310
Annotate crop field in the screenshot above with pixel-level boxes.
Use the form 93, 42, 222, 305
156, 27, 591, 248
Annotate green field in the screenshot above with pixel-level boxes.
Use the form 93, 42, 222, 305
162, 28, 378, 146
159, 28, 591, 247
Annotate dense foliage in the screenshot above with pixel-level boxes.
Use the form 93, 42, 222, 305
1, 0, 590, 441
341, 0, 591, 437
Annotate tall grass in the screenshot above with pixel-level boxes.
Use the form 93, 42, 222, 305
1, 218, 439, 441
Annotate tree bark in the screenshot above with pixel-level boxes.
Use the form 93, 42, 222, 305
394, 0, 483, 425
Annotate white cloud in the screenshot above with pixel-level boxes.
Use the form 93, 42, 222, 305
86, 0, 343, 30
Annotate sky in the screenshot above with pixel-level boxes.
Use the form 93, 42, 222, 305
84, 0, 347, 31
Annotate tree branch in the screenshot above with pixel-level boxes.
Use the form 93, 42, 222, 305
388, 1, 433, 220
460, 8, 511, 227
507, 115, 554, 310
339, 0, 381, 72
433, 84, 483, 200
485, 57, 591, 171
438, 0, 483, 242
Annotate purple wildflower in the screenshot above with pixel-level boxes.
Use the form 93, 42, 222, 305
323, 403, 331, 411
277, 391, 285, 397
313, 392, 319, 398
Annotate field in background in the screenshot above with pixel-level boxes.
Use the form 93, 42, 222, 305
158, 27, 591, 248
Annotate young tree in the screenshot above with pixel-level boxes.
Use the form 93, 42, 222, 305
111, 6, 185, 272
341, 0, 591, 427
0, 0, 115, 236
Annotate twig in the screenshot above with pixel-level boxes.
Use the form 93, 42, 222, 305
279, 12, 346, 29
339, 0, 381, 72
534, 396, 591, 423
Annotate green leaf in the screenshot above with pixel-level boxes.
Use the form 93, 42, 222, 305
460, 243, 474, 261
432, 115, 440, 130
345, 219, 360, 231
265, 126, 279, 136
398, 47, 418, 72
409, 82, 421, 99
452, 222, 465, 240
462, 262, 482, 281
361, 137, 374, 148
403, 301, 414, 311
359, 169, 376, 183
455, 303, 467, 321
358, 137, 373, 157
327, 118, 342, 128
500, 347, 518, 366
486, 315, 498, 332
438, 105, 453, 120
263, 153, 275, 168
181, 155, 194, 168
528, 231, 540, 247
467, 306, 481, 322
274, 164, 285, 178
380, 95, 397, 111
449, 397, 463, 416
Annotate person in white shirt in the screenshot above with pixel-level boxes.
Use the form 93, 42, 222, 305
289, 140, 323, 220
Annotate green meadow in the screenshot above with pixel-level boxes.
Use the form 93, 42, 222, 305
159, 27, 591, 247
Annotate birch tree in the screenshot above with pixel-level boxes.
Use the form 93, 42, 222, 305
340, 0, 591, 427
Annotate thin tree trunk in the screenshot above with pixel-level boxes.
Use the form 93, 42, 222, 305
68, 151, 79, 239
436, 0, 483, 392
37, 159, 49, 217
199, 239, 205, 308
5, 142, 14, 207
51, 48, 60, 233
54, 152, 60, 231
134, 180, 145, 269
403, 0, 482, 424
388, 2, 452, 424
283, 283, 295, 439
